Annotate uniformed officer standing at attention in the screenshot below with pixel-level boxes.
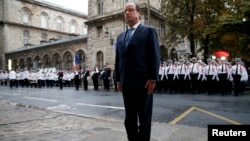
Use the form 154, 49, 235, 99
74, 70, 80, 90
205, 59, 218, 94
58, 69, 64, 90
9, 69, 16, 88
177, 59, 188, 94
82, 67, 90, 90
189, 57, 200, 94
231, 58, 248, 96
156, 63, 164, 93
166, 59, 175, 94
92, 65, 100, 91
16, 70, 20, 88
217, 60, 229, 95
161, 62, 168, 93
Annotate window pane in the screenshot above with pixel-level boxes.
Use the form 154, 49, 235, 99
41, 15, 47, 28
23, 31, 30, 44
57, 19, 62, 30
71, 22, 76, 33
23, 11, 29, 24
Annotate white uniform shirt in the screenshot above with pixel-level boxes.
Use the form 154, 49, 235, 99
9, 71, 16, 79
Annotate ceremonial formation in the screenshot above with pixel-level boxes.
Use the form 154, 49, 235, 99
0, 64, 114, 92
156, 57, 249, 96
1, 57, 249, 96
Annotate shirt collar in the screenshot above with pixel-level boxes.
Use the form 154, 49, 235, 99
129, 22, 140, 30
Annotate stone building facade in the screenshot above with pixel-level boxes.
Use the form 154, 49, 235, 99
1, 0, 168, 72
1, 0, 88, 70
86, 0, 166, 69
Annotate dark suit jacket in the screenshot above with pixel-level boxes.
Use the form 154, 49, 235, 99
115, 24, 160, 90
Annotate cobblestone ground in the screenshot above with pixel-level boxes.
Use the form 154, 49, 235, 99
0, 100, 207, 141
0, 100, 127, 141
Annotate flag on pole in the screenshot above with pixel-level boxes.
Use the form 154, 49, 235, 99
72, 52, 80, 70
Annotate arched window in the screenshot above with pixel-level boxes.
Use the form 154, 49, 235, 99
22, 9, 30, 24
71, 20, 77, 34
41, 13, 48, 28
96, 51, 104, 68
56, 17, 63, 31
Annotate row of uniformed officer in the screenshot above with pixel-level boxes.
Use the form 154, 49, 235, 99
156, 57, 248, 95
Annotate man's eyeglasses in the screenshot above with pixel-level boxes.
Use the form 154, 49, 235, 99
124, 8, 137, 13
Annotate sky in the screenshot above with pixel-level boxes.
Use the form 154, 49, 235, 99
44, 0, 88, 14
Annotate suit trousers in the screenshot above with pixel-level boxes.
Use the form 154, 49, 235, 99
122, 88, 153, 141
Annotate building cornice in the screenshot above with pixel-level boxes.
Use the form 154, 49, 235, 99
1, 20, 70, 35
85, 3, 165, 24
17, 0, 88, 18
5, 35, 87, 55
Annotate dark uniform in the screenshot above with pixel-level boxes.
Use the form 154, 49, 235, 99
58, 71, 64, 89
92, 66, 100, 90
189, 57, 199, 94
74, 71, 80, 90
83, 70, 90, 90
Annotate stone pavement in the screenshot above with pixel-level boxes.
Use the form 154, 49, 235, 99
0, 99, 207, 141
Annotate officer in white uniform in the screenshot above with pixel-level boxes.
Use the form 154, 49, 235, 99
177, 59, 189, 93
205, 59, 218, 94
9, 69, 16, 88
189, 57, 200, 94
217, 60, 229, 95
231, 58, 248, 96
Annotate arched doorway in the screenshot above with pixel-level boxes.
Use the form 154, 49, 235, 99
96, 51, 104, 68
12, 59, 18, 71
77, 50, 86, 69
34, 56, 41, 69
52, 53, 61, 70
63, 52, 72, 71
26, 57, 33, 70
19, 58, 25, 70
43, 55, 51, 68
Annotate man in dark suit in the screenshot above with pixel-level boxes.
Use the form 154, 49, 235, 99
115, 2, 160, 141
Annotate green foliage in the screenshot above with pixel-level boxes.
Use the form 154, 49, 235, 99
161, 0, 250, 60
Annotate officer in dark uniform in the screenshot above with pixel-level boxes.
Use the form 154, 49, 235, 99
103, 64, 111, 91
58, 70, 64, 89
74, 71, 80, 90
83, 68, 90, 90
92, 65, 100, 90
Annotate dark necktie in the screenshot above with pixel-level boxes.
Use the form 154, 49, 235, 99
191, 64, 195, 73
208, 65, 210, 74
236, 64, 238, 75
221, 64, 224, 72
125, 28, 134, 48
168, 65, 171, 73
